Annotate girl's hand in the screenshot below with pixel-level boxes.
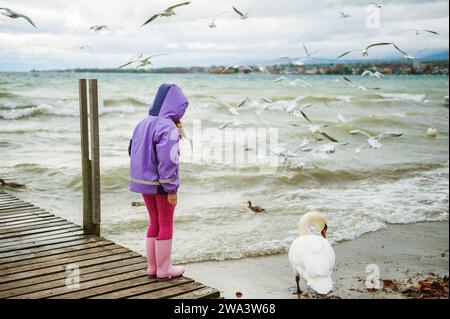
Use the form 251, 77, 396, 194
167, 193, 177, 206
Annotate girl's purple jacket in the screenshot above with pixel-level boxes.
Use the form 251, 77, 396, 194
129, 84, 189, 195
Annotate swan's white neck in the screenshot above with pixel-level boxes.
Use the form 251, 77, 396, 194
298, 223, 312, 236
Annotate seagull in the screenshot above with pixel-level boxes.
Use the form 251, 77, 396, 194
289, 103, 314, 123
233, 6, 250, 20
79, 46, 94, 52
308, 125, 342, 143
340, 76, 380, 91
205, 12, 228, 28
136, 54, 168, 69
337, 43, 414, 60
340, 11, 351, 18
273, 76, 288, 83
303, 43, 319, 58
361, 70, 384, 78
350, 130, 403, 152
365, 3, 383, 9
403, 29, 440, 36
209, 97, 242, 115
427, 127, 437, 138
118, 54, 167, 69
89, 25, 109, 32
0, 8, 36, 28
141, 2, 191, 26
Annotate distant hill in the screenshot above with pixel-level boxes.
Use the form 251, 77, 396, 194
420, 50, 449, 61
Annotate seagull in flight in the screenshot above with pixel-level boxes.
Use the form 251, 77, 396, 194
141, 2, 191, 26
205, 12, 228, 28
350, 130, 403, 152
303, 43, 319, 58
340, 76, 380, 91
0, 8, 36, 28
361, 70, 384, 78
340, 12, 351, 18
403, 29, 440, 36
233, 6, 250, 20
118, 53, 167, 69
90, 25, 109, 32
79, 45, 94, 52
337, 43, 414, 60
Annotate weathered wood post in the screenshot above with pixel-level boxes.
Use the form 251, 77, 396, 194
78, 79, 101, 236
89, 79, 101, 235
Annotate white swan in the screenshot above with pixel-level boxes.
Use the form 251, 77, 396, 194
288, 213, 335, 295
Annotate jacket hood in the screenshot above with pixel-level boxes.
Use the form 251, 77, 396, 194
149, 84, 189, 122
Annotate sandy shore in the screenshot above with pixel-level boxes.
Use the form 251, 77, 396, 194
185, 221, 449, 299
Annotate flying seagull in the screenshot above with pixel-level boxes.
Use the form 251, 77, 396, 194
90, 25, 109, 32
340, 76, 380, 91
79, 45, 94, 52
403, 29, 440, 36
206, 12, 228, 28
337, 43, 414, 60
361, 70, 384, 78
233, 6, 250, 20
0, 8, 36, 28
303, 43, 319, 58
340, 12, 350, 18
141, 2, 191, 26
118, 53, 167, 69
350, 130, 403, 152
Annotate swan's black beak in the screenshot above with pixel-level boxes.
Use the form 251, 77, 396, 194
321, 225, 328, 238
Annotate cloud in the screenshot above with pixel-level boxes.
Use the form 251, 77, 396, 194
0, 0, 448, 71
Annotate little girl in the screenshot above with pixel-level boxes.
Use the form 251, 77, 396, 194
128, 83, 189, 280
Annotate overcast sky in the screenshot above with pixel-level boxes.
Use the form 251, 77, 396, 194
0, 0, 448, 71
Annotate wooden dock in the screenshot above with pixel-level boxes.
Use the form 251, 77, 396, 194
0, 190, 220, 299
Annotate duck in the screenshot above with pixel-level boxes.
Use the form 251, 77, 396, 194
427, 127, 437, 138
0, 178, 26, 189
247, 201, 266, 213
288, 212, 335, 295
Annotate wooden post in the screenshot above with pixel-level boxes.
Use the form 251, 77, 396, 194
89, 79, 101, 236
78, 79, 93, 234
78, 78, 101, 236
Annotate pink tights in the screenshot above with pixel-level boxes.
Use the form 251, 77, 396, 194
142, 194, 175, 240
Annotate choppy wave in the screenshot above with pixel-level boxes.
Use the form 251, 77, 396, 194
103, 97, 147, 107
0, 103, 136, 119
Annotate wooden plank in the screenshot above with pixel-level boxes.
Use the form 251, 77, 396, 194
0, 229, 85, 250
0, 223, 81, 240
0, 215, 59, 227
130, 281, 205, 299
0, 247, 130, 276
0, 235, 101, 261
0, 207, 43, 216
0, 220, 72, 234
18, 269, 150, 299
0, 241, 117, 270
0, 204, 35, 212
0, 250, 141, 284
89, 276, 194, 299
0, 210, 48, 221
0, 258, 146, 293
0, 200, 22, 206
0, 262, 147, 298
171, 286, 221, 299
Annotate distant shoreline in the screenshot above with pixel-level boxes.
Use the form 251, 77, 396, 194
2, 59, 444, 76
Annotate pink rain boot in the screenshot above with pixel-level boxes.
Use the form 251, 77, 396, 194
146, 237, 157, 277
155, 239, 185, 280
